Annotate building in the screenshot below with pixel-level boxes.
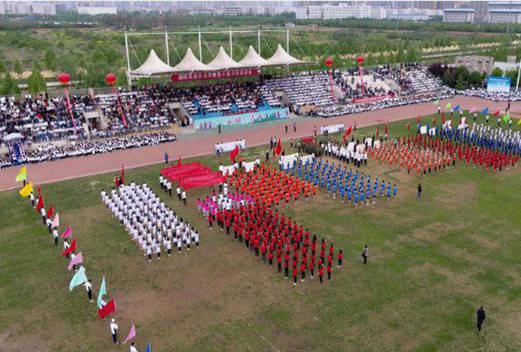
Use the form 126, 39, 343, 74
77, 6, 117, 15
443, 8, 476, 23
388, 7, 441, 21
494, 55, 519, 73
31, 3, 57, 16
295, 3, 373, 20
488, 1, 521, 23
454, 55, 494, 74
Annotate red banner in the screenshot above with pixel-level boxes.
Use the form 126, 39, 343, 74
171, 68, 258, 82
351, 95, 390, 104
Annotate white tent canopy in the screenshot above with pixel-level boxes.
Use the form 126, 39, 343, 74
207, 47, 241, 70
130, 49, 176, 77
172, 48, 215, 73
267, 44, 307, 66
237, 45, 273, 68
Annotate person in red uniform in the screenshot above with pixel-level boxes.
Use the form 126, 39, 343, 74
310, 255, 315, 278
292, 267, 298, 285
268, 250, 274, 265
337, 249, 344, 269
300, 262, 306, 282
318, 265, 324, 284
284, 258, 289, 279
327, 262, 332, 280
277, 253, 282, 272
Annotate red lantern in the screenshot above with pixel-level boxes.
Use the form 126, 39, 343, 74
357, 56, 364, 65
325, 56, 334, 68
105, 73, 117, 85
57, 72, 70, 85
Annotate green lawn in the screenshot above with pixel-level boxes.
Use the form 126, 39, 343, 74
1, 113, 520, 352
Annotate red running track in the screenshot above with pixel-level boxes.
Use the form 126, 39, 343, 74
0, 96, 513, 192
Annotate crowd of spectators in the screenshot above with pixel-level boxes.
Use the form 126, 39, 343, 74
456, 88, 521, 102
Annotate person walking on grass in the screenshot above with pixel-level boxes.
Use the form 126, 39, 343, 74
84, 279, 93, 303
110, 318, 119, 344
164, 152, 169, 164
361, 245, 368, 264
476, 306, 486, 332
417, 183, 422, 199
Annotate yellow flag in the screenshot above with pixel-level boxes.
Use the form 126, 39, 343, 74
518, 119, 521, 126
19, 181, 33, 198
15, 166, 27, 182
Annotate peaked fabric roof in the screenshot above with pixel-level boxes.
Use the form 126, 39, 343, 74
130, 49, 176, 77
267, 44, 307, 66
237, 45, 273, 68
207, 47, 241, 70
172, 48, 214, 72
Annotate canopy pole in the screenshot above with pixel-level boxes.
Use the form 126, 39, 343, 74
257, 29, 261, 56
198, 27, 202, 61
124, 30, 132, 89
164, 27, 170, 65
229, 27, 233, 59
516, 57, 521, 91
286, 30, 290, 54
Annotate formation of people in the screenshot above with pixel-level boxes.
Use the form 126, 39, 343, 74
102, 182, 200, 261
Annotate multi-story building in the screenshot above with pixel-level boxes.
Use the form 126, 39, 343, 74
31, 3, 57, 16
454, 55, 494, 74
443, 8, 476, 23
488, 1, 521, 23
295, 3, 374, 20
77, 6, 117, 15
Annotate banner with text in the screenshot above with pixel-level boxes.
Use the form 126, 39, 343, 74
171, 68, 258, 82
195, 107, 289, 130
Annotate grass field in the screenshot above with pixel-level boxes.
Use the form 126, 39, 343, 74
1, 113, 521, 352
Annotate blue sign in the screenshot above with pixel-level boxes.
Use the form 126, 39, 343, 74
195, 107, 290, 130
487, 76, 511, 93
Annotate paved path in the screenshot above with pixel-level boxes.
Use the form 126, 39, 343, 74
0, 96, 513, 192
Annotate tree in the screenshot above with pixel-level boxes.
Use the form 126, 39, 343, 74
455, 74, 468, 90
505, 70, 518, 86
491, 67, 504, 77
44, 50, 57, 71
442, 69, 453, 87
0, 72, 20, 95
406, 46, 420, 63
468, 71, 484, 87
27, 65, 47, 94
0, 59, 5, 74
13, 59, 23, 76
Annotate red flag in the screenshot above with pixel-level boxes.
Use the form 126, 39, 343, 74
120, 164, 125, 185
177, 155, 182, 167
441, 112, 446, 125
407, 122, 411, 132
230, 145, 239, 163
47, 205, 55, 219
97, 298, 116, 319
62, 238, 77, 256
384, 122, 389, 136
375, 128, 379, 138
36, 194, 45, 212
432, 117, 437, 126
274, 139, 282, 156
417, 115, 421, 124
342, 126, 353, 143
494, 110, 500, 117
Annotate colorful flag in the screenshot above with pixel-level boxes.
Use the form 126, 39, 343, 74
47, 205, 55, 219
67, 252, 83, 270
15, 166, 27, 182
445, 102, 452, 110
97, 298, 116, 319
36, 194, 45, 212
494, 110, 500, 117
63, 238, 77, 256
453, 104, 461, 112
61, 226, 72, 239
120, 164, 125, 185
274, 139, 282, 156
19, 181, 33, 198
342, 126, 352, 143
177, 155, 182, 167
97, 276, 107, 309
517, 119, 521, 126
230, 145, 239, 163
146, 343, 152, 352
480, 107, 489, 116
69, 266, 87, 291
123, 322, 136, 344
51, 213, 60, 228
502, 114, 511, 123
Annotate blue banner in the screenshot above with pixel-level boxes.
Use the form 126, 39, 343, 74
487, 76, 511, 93
194, 107, 290, 130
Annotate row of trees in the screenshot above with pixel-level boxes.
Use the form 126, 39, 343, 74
428, 63, 519, 90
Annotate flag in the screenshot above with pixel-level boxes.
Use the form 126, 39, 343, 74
69, 266, 87, 291
433, 99, 440, 106
123, 322, 136, 344
62, 238, 76, 256
502, 114, 511, 123
37, 185, 42, 198
51, 213, 60, 228
47, 205, 55, 219
416, 115, 421, 124
494, 110, 500, 117
97, 298, 116, 319
274, 139, 282, 156
342, 126, 352, 143
177, 155, 182, 167
97, 276, 107, 308
120, 164, 125, 185
36, 194, 45, 212
230, 145, 239, 163
453, 105, 461, 112
441, 112, 446, 125
480, 107, 489, 116
384, 122, 389, 136
61, 226, 72, 239
15, 166, 27, 182
67, 252, 83, 270
146, 343, 152, 352
518, 119, 521, 126
19, 181, 33, 198
445, 102, 452, 110
407, 122, 411, 132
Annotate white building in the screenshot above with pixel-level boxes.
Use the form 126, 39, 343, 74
488, 9, 521, 23
77, 6, 117, 15
443, 8, 476, 23
31, 3, 56, 16
296, 3, 374, 20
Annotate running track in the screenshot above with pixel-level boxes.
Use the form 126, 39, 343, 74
0, 96, 514, 192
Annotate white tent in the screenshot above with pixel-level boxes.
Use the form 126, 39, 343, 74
267, 44, 308, 66
207, 47, 241, 70
172, 48, 215, 72
237, 45, 273, 68
130, 49, 176, 77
